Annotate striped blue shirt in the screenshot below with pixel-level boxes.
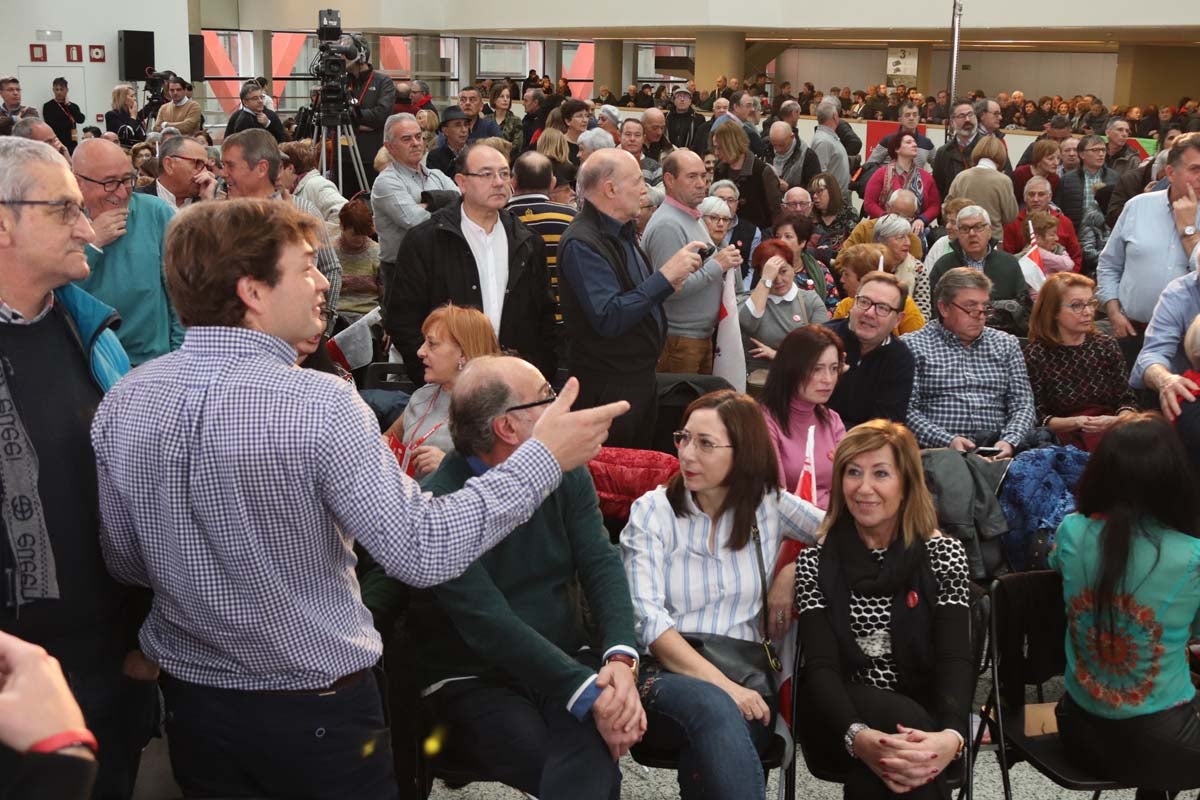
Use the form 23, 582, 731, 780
620, 486, 822, 650
92, 326, 562, 691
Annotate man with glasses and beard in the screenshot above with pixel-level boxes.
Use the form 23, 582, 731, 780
388, 143, 557, 386
72, 137, 183, 365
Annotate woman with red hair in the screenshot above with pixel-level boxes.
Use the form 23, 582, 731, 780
738, 239, 829, 371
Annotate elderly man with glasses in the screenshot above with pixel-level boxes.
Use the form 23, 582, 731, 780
902, 267, 1035, 458
133, 133, 217, 209
929, 205, 1028, 308
388, 143, 557, 386
0, 136, 155, 800
72, 137, 183, 365
362, 355, 644, 800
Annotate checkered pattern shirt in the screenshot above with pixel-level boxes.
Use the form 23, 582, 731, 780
901, 321, 1036, 448
278, 192, 342, 310
91, 326, 562, 690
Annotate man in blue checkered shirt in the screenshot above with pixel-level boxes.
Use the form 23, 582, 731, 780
90, 198, 628, 799
901, 267, 1036, 459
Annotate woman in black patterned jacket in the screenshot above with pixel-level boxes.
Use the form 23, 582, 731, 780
795, 420, 974, 799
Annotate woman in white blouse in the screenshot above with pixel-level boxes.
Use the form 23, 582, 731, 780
621, 390, 824, 799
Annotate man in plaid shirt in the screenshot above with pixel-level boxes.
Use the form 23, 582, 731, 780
902, 267, 1035, 459
90, 198, 627, 799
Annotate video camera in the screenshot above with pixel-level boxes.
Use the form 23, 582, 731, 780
309, 8, 363, 126
139, 68, 177, 124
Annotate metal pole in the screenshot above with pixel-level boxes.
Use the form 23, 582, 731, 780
946, 0, 964, 144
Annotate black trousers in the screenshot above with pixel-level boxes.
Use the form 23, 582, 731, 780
571, 370, 658, 450
425, 669, 619, 800
800, 682, 951, 800
1057, 691, 1200, 795
160, 668, 398, 799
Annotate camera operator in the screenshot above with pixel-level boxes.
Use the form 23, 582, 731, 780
340, 33, 394, 196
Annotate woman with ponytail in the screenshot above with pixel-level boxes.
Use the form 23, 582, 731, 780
1052, 413, 1200, 798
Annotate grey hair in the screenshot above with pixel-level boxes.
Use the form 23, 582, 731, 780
698, 196, 730, 217
384, 112, 417, 143
708, 179, 740, 199
956, 204, 992, 227
145, 131, 163, 144
414, 80, 430, 94
597, 105, 621, 127
644, 183, 665, 208
448, 369, 517, 457
158, 134, 194, 159
0, 137, 69, 207
11, 118, 43, 139
886, 189, 917, 214
239, 81, 262, 102
873, 213, 911, 241
161, 126, 182, 139
935, 266, 993, 306
578, 127, 615, 154
1185, 314, 1200, 370
1105, 116, 1129, 133
1023, 175, 1053, 196
524, 88, 546, 106
779, 100, 801, 117
816, 99, 840, 123
222, 128, 281, 183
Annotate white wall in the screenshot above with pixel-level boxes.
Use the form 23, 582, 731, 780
928, 50, 1118, 101
3, 2, 189, 136
775, 49, 888, 97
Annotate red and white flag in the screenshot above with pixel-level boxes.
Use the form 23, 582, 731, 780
326, 307, 381, 372
775, 425, 816, 728
712, 268, 746, 392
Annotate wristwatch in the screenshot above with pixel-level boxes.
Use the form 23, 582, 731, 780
605, 652, 639, 679
844, 722, 870, 758
1184, 225, 1197, 237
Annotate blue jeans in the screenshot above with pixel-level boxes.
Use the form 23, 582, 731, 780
638, 670, 771, 800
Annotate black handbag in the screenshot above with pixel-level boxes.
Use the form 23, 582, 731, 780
681, 523, 783, 704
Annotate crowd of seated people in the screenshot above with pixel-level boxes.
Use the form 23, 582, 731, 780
7, 55, 1200, 800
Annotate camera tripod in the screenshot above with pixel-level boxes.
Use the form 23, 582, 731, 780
313, 109, 369, 197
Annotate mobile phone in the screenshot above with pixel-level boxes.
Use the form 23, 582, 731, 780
697, 243, 717, 260
973, 447, 1001, 457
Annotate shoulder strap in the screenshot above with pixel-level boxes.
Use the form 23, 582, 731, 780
750, 523, 782, 670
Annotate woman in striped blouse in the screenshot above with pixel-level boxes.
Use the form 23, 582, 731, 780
621, 390, 823, 799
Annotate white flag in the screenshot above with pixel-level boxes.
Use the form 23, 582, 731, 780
712, 269, 746, 392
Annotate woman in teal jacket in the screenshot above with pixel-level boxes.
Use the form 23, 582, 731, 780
1051, 413, 1200, 798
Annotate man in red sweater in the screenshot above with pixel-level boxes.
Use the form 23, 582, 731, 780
1002, 175, 1082, 271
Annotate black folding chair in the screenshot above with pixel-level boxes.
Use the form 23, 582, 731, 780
985, 570, 1125, 800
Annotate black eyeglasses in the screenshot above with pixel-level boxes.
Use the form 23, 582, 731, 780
167, 155, 208, 171
0, 199, 85, 225
75, 172, 137, 193
949, 301, 994, 319
504, 386, 556, 414
853, 295, 902, 316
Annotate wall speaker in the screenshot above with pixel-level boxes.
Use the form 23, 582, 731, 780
118, 30, 155, 81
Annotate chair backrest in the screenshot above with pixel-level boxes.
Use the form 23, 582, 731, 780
587, 446, 679, 524
989, 570, 1067, 708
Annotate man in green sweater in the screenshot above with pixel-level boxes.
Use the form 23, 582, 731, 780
929, 204, 1028, 306
399, 356, 644, 798
72, 138, 183, 365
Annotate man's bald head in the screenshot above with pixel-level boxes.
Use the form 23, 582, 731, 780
513, 150, 554, 194
769, 121, 796, 155
450, 356, 549, 459
577, 148, 642, 221
73, 138, 137, 215
886, 188, 918, 219
713, 97, 730, 115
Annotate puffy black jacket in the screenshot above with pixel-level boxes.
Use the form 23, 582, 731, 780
385, 199, 558, 385
666, 108, 705, 151
1054, 165, 1119, 232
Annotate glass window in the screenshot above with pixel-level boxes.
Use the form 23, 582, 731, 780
477, 39, 543, 79
561, 41, 594, 100
381, 35, 460, 99
635, 43, 693, 83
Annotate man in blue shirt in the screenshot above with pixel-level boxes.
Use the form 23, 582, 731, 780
558, 148, 704, 447
90, 198, 629, 799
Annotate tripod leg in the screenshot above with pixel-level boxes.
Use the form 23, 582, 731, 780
344, 127, 369, 194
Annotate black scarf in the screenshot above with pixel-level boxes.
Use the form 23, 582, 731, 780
816, 516, 937, 696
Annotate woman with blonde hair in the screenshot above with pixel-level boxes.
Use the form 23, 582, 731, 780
945, 134, 1019, 239
105, 84, 144, 146
1022, 272, 1136, 450
383, 304, 501, 478
536, 127, 571, 164
711, 121, 781, 230
415, 108, 439, 153
795, 420, 973, 799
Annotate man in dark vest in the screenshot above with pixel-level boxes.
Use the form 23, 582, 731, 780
557, 149, 705, 447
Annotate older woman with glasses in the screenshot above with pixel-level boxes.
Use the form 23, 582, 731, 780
808, 172, 861, 269
794, 420, 973, 799
873, 213, 933, 320
698, 195, 732, 246
622, 390, 823, 800
1022, 273, 1137, 450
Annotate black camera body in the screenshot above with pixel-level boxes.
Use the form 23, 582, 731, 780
310, 9, 359, 126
